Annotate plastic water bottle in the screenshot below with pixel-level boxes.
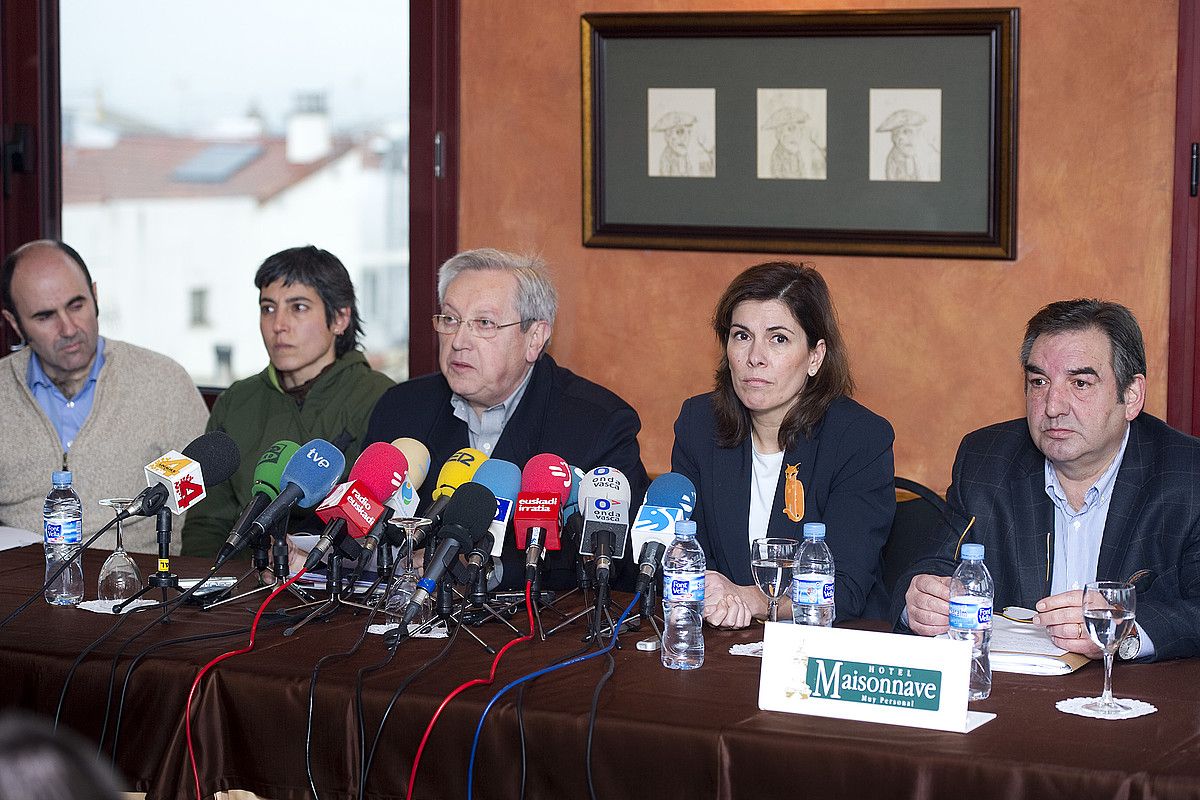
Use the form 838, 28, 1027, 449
661, 519, 705, 670
43, 470, 84, 606
949, 543, 993, 701
791, 522, 835, 626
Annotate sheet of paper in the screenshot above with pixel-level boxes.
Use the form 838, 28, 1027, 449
991, 613, 1067, 657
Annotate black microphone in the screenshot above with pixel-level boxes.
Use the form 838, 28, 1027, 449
634, 540, 667, 595
402, 482, 495, 625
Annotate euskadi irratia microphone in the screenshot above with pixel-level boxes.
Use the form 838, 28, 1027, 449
630, 472, 697, 593
123, 430, 241, 519
514, 453, 572, 581
423, 447, 487, 524
354, 442, 411, 561
215, 440, 301, 565
305, 445, 401, 570
249, 438, 346, 539
402, 482, 495, 625
577, 466, 631, 587
472, 458, 520, 558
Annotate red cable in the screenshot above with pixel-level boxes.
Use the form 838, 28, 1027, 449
184, 569, 307, 800
405, 580, 535, 800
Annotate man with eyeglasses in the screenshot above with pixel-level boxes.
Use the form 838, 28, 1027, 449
365, 248, 649, 590
895, 299, 1200, 662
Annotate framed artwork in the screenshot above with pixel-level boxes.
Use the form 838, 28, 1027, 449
581, 9, 1019, 259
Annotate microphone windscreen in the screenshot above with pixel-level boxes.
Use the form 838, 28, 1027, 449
252, 440, 300, 500
473, 458, 521, 504
431, 448, 488, 500
520, 453, 572, 502
393, 438, 431, 490
351, 442, 409, 503
562, 464, 585, 519
440, 481, 497, 547
645, 472, 697, 518
182, 430, 241, 486
281, 439, 347, 508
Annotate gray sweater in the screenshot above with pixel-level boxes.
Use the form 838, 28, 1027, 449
0, 339, 208, 554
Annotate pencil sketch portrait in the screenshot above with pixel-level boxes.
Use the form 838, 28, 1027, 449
756, 88, 827, 180
869, 89, 941, 182
647, 88, 716, 178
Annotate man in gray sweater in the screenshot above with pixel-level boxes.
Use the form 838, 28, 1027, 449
0, 240, 208, 554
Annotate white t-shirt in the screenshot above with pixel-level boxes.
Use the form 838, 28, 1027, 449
749, 446, 785, 552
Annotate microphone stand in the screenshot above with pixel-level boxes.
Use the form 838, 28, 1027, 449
284, 533, 375, 636
113, 508, 184, 614
208, 513, 310, 610
391, 572, 496, 654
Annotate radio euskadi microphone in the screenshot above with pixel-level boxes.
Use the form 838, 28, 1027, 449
248, 439, 346, 539
352, 442, 411, 562
304, 444, 402, 570
122, 430, 242, 520
214, 440, 300, 565
514, 453, 572, 582
402, 482, 496, 625
577, 466, 631, 588
422, 447, 488, 525
630, 472, 697, 593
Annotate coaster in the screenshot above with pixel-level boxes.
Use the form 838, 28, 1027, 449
1055, 696, 1157, 720
78, 598, 159, 615
729, 641, 763, 657
368, 621, 449, 639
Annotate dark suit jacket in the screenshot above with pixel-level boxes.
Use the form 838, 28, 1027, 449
364, 355, 649, 590
892, 413, 1200, 661
671, 393, 896, 621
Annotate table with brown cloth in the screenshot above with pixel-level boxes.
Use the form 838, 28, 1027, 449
1, 545, 1199, 800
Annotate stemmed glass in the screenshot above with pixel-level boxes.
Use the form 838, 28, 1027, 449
384, 517, 432, 626
751, 538, 798, 623
97, 498, 143, 601
1082, 581, 1137, 715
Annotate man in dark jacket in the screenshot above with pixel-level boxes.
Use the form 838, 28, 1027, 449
182, 246, 393, 557
365, 248, 648, 590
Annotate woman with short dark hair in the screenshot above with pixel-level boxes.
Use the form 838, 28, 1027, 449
671, 261, 895, 628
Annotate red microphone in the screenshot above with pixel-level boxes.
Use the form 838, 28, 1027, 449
306, 443, 407, 570
514, 454, 572, 581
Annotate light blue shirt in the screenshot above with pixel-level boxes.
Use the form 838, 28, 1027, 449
1044, 426, 1153, 658
450, 364, 534, 456
27, 337, 106, 453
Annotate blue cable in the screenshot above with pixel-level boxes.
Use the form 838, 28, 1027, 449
465, 592, 642, 800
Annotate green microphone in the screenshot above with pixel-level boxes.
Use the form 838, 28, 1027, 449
215, 440, 301, 564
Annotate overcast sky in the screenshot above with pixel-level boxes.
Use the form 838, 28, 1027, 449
61, 0, 410, 133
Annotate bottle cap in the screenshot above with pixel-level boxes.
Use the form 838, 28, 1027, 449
803, 522, 826, 540
52, 470, 72, 486
961, 543, 985, 560
675, 520, 697, 536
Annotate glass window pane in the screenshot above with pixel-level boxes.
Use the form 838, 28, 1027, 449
60, 0, 410, 386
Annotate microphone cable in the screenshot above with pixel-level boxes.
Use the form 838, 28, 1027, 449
305, 594, 386, 800
357, 625, 461, 800
404, 580, 536, 800
184, 568, 307, 800
585, 650, 617, 800
0, 516, 118, 629
465, 591, 641, 800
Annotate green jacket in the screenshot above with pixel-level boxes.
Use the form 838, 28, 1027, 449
181, 350, 393, 557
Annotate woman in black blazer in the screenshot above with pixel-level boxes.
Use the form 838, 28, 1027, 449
671, 261, 895, 627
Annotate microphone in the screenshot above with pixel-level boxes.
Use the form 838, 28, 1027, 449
304, 444, 402, 570
123, 431, 241, 518
249, 438, 346, 539
471, 458, 521, 558
513, 453, 572, 581
423, 447, 488, 524
385, 438, 431, 518
215, 440, 300, 565
351, 442, 410, 561
577, 467, 631, 586
630, 472, 697, 593
403, 481, 496, 624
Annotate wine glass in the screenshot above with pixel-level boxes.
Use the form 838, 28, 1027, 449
97, 498, 143, 601
1081, 581, 1137, 715
384, 517, 432, 626
751, 538, 797, 623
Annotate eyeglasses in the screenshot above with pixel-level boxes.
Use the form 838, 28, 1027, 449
432, 314, 526, 339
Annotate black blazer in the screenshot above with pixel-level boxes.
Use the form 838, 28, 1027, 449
671, 393, 895, 621
364, 355, 649, 590
891, 413, 1200, 661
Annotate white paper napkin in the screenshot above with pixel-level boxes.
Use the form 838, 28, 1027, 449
1055, 696, 1157, 719
730, 641, 763, 657
368, 620, 449, 639
78, 598, 159, 615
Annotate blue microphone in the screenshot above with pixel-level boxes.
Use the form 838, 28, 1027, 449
249, 438, 347, 538
630, 472, 698, 593
472, 458, 521, 557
